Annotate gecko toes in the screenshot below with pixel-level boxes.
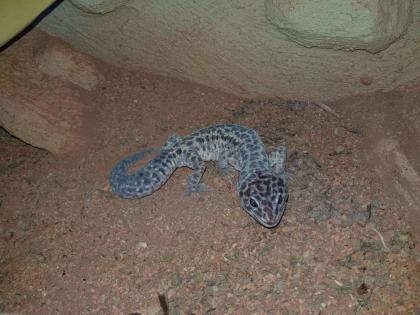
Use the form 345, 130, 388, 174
185, 183, 212, 197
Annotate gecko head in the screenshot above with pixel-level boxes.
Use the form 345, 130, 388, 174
238, 171, 288, 228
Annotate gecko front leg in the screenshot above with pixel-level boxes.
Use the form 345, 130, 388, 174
269, 145, 287, 174
186, 158, 211, 196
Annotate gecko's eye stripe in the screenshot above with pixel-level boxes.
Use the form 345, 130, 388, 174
109, 124, 289, 228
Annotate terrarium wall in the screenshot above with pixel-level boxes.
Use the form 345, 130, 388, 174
39, 0, 420, 101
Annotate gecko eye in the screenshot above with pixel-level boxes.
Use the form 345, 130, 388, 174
249, 197, 259, 208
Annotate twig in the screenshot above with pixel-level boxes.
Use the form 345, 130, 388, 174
312, 102, 341, 118
158, 293, 169, 315
367, 226, 390, 252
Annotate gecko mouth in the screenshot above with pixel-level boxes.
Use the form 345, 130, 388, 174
258, 217, 281, 228
257, 203, 287, 228
248, 210, 280, 228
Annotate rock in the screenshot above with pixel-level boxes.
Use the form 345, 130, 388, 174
70, 0, 129, 14
136, 241, 148, 249
334, 146, 345, 155
265, 0, 413, 53
0, 79, 86, 155
339, 90, 420, 237
0, 31, 87, 155
274, 279, 284, 292
35, 40, 102, 91
39, 0, 420, 101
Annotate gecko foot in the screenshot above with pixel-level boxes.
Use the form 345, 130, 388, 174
185, 183, 212, 197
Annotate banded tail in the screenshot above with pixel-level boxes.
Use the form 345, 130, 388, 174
108, 147, 162, 198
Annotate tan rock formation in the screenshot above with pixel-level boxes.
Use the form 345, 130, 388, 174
35, 40, 102, 91
39, 0, 420, 101
265, 0, 413, 53
0, 32, 100, 154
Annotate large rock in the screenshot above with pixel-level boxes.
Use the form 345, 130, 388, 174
339, 89, 420, 236
0, 31, 93, 154
39, 0, 420, 101
0, 86, 85, 155
265, 0, 413, 53
35, 40, 102, 91
0, 83, 85, 155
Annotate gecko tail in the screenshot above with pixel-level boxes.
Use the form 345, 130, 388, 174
108, 147, 161, 185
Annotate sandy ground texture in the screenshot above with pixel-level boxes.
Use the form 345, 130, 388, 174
1, 34, 420, 315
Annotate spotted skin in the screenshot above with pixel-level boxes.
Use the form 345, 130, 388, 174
109, 124, 289, 228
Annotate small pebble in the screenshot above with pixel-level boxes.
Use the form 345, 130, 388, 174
335, 146, 345, 154
334, 127, 346, 136
137, 242, 148, 249
275, 280, 284, 291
